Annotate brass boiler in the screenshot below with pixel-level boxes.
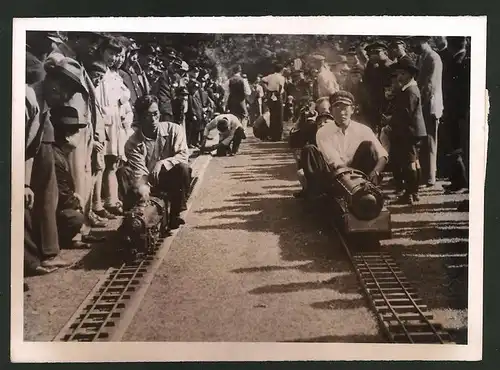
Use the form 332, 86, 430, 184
332, 167, 384, 221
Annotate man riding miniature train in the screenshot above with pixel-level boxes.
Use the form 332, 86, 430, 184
300, 90, 388, 198
117, 95, 191, 231
199, 113, 246, 157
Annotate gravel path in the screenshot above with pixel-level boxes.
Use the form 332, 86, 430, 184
124, 134, 382, 342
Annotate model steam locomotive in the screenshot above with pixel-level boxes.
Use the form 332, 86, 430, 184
327, 167, 391, 238
117, 195, 168, 262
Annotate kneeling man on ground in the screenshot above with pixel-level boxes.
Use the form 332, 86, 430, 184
200, 113, 246, 156
120, 95, 191, 230
300, 91, 388, 196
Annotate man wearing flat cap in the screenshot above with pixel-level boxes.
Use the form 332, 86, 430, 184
25, 59, 89, 274
410, 36, 444, 187
363, 41, 394, 131
300, 91, 388, 197
389, 58, 427, 204
119, 40, 148, 116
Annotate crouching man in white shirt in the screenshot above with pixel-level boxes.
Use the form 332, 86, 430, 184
200, 113, 246, 156
299, 91, 388, 197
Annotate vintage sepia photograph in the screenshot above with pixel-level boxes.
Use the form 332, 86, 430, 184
11, 16, 486, 362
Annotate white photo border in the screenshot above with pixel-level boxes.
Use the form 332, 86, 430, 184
11, 16, 487, 362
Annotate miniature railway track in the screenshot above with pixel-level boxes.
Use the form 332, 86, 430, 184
54, 173, 201, 342
337, 232, 454, 344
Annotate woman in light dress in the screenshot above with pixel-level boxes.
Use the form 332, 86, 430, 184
92, 37, 134, 218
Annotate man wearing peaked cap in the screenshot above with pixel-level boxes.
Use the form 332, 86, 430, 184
51, 106, 91, 250
363, 39, 394, 131
388, 39, 412, 63
299, 90, 388, 198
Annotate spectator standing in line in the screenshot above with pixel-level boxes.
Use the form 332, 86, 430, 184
442, 36, 470, 199
226, 65, 252, 125
363, 41, 394, 133
411, 36, 444, 187
26, 59, 88, 273
47, 31, 106, 232
389, 58, 427, 205
312, 54, 339, 99
262, 63, 286, 141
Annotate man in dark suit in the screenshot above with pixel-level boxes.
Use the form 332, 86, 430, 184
186, 80, 205, 148
389, 59, 427, 205
442, 36, 470, 198
363, 41, 394, 132
227, 65, 251, 121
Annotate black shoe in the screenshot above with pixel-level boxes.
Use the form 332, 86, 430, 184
457, 200, 469, 212
94, 208, 117, 220
393, 194, 413, 205
293, 190, 306, 198
168, 216, 186, 230
105, 203, 123, 216
411, 193, 420, 202
444, 184, 468, 194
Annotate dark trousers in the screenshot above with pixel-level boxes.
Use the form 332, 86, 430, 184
446, 116, 469, 188
217, 127, 247, 155
30, 142, 60, 258
420, 112, 440, 185
118, 162, 192, 217
25, 209, 41, 271
300, 141, 378, 195
391, 136, 422, 194
267, 96, 283, 141
57, 209, 85, 247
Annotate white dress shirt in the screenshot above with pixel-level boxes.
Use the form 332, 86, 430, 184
316, 119, 388, 168
262, 72, 285, 92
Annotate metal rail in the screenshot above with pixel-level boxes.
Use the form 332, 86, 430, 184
54, 174, 201, 342
334, 225, 453, 344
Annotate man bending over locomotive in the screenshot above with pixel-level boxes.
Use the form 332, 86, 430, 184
300, 91, 388, 197
200, 113, 246, 156
119, 95, 191, 230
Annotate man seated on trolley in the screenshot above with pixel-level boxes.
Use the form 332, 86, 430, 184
118, 95, 191, 230
300, 90, 388, 197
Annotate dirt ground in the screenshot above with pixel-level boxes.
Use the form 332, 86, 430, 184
24, 124, 469, 343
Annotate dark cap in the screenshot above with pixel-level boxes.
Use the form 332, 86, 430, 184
389, 39, 407, 48
330, 90, 355, 107
346, 47, 357, 55
366, 41, 388, 53
164, 47, 177, 58
138, 44, 156, 56
50, 106, 86, 128
189, 65, 200, 72
392, 57, 419, 75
